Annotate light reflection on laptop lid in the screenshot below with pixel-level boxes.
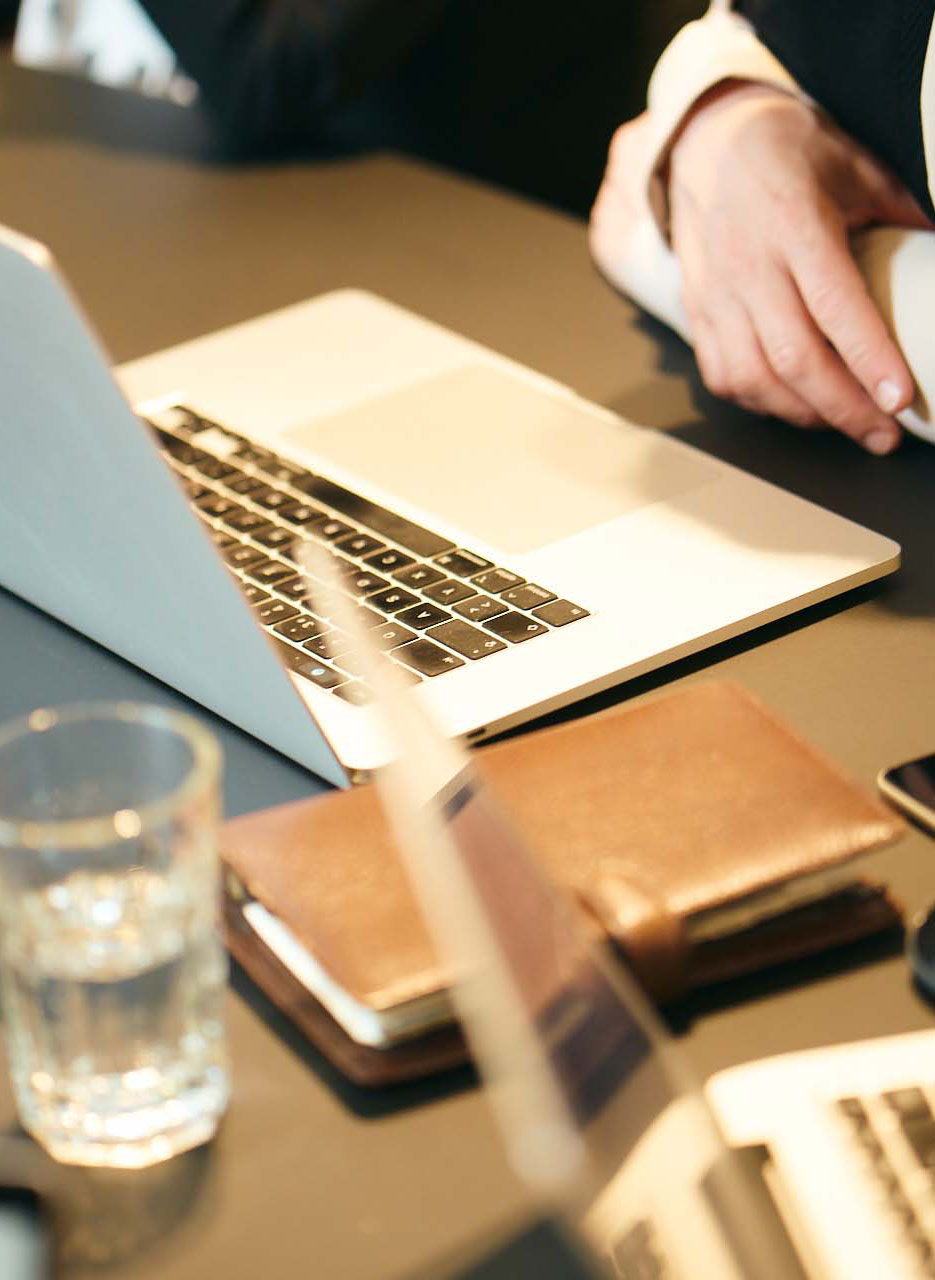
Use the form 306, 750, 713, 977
300, 542, 804, 1280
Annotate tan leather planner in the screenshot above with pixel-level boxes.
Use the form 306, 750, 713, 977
222, 681, 904, 1086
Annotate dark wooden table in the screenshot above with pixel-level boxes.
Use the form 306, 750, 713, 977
1, 55, 934, 1279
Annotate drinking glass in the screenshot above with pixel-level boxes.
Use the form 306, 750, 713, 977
0, 702, 229, 1168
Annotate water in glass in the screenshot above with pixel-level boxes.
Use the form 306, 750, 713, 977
2, 862, 228, 1168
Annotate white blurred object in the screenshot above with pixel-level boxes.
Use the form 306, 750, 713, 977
14, 0, 197, 105
851, 226, 935, 445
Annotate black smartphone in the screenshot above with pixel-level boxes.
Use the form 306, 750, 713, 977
878, 752, 935, 834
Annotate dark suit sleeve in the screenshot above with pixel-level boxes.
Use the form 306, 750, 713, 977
0, 0, 18, 35
738, 0, 935, 217
136, 0, 446, 150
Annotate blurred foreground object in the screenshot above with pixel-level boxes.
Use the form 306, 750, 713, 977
15, 0, 196, 103
0, 703, 229, 1168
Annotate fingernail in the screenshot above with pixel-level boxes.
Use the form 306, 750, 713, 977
876, 378, 903, 413
863, 427, 898, 455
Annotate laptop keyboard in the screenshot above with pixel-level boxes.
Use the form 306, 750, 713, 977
837, 1090, 935, 1273
611, 1219, 673, 1278
146, 406, 589, 705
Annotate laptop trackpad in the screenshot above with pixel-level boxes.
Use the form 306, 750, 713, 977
283, 365, 717, 554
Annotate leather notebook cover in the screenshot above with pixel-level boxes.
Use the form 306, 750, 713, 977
222, 681, 904, 1086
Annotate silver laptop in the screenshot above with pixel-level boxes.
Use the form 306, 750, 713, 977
316, 555, 935, 1280
0, 222, 900, 785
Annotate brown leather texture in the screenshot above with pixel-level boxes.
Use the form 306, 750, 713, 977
222, 681, 904, 1084
224, 896, 468, 1087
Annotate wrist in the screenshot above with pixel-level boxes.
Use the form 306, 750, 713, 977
666, 80, 812, 209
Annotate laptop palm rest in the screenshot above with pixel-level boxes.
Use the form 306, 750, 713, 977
283, 365, 719, 554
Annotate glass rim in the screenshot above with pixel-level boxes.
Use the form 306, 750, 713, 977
0, 701, 221, 851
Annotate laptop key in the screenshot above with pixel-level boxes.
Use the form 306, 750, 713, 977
423, 578, 475, 605
452, 595, 508, 623
255, 456, 309, 486
277, 500, 327, 527
252, 525, 295, 551
532, 600, 590, 627
372, 622, 418, 650
273, 615, 328, 644
222, 542, 267, 569
302, 630, 340, 658
274, 540, 311, 568
364, 548, 416, 574
294, 475, 454, 556
396, 603, 450, 630
472, 568, 525, 593
240, 583, 271, 605
484, 612, 549, 643
224, 508, 274, 535
251, 485, 295, 513
194, 456, 238, 482
296, 660, 346, 690
393, 563, 446, 589
433, 550, 493, 578
612, 1221, 671, 1280
427, 620, 507, 660
196, 492, 242, 519
352, 604, 388, 629
224, 470, 268, 497
394, 639, 465, 677
274, 575, 312, 601
181, 477, 212, 501
885, 1090, 935, 1169
161, 406, 205, 435
246, 559, 296, 586
334, 532, 385, 558
501, 583, 556, 609
238, 583, 271, 606
333, 682, 373, 705
231, 442, 277, 467
331, 554, 370, 581
331, 650, 366, 676
346, 570, 389, 596
255, 599, 300, 626
159, 435, 200, 464
369, 587, 420, 614
269, 639, 345, 687
313, 518, 355, 542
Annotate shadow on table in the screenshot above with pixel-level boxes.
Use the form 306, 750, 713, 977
229, 959, 479, 1119
0, 1128, 217, 1274
0, 56, 223, 164
417, 1216, 598, 1280
0, 55, 352, 172
664, 922, 907, 1036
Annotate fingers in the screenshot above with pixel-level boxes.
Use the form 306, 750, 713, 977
676, 203, 819, 429
662, 86, 924, 452
847, 146, 935, 231
753, 261, 903, 452
682, 249, 903, 452
787, 209, 915, 426
688, 296, 820, 427
677, 192, 906, 451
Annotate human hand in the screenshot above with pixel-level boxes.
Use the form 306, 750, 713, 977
667, 81, 933, 453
